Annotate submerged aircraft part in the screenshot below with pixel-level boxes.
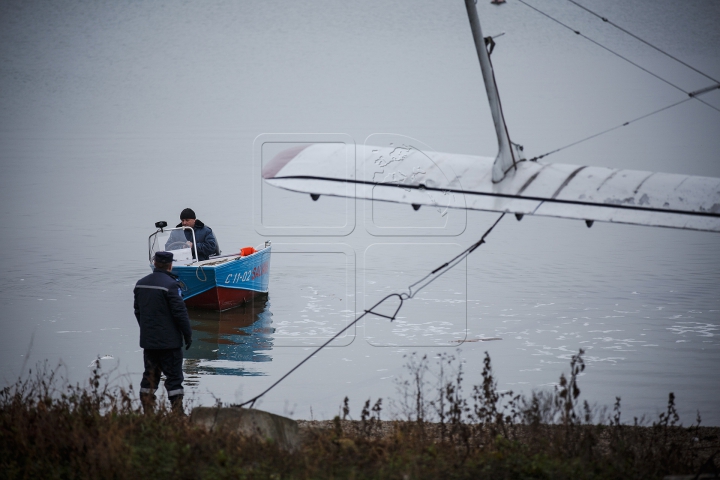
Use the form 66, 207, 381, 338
260, 1, 719, 233
262, 143, 720, 232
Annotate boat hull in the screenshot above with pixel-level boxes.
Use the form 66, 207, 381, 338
167, 246, 271, 311
184, 286, 260, 310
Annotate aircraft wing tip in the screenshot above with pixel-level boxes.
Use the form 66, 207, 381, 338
261, 144, 312, 179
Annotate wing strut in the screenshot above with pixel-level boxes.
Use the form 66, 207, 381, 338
465, 0, 523, 183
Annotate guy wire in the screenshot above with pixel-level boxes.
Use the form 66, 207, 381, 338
236, 213, 506, 408
516, 0, 720, 115
528, 97, 692, 162
566, 0, 720, 85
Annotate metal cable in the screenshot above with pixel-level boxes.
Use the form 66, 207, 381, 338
566, 0, 720, 85
528, 97, 692, 161
235, 213, 505, 409
406, 213, 505, 298
517, 0, 720, 115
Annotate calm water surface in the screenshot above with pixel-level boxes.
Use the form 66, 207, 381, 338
1, 0, 719, 423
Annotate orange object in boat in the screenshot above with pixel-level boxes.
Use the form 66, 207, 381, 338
240, 247, 256, 257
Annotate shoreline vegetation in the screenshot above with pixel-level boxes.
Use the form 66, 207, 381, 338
2, 351, 718, 479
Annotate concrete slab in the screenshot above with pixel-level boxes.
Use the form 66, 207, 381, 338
190, 407, 301, 450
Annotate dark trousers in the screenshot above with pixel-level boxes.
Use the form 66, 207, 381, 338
140, 348, 184, 397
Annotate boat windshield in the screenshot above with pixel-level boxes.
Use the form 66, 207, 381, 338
148, 227, 197, 266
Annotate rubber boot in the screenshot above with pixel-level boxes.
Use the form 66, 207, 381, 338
140, 392, 156, 415
169, 394, 185, 416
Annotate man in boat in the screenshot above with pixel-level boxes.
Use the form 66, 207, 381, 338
134, 251, 193, 414
165, 208, 220, 261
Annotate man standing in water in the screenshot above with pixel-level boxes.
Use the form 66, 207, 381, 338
166, 208, 219, 261
134, 251, 193, 414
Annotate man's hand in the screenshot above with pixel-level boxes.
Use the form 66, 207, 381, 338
186, 241, 193, 248
185, 340, 192, 350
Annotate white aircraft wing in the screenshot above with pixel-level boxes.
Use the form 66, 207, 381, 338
262, 2, 720, 233
262, 143, 720, 232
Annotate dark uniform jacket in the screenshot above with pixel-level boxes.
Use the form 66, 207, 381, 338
134, 269, 192, 349
167, 219, 219, 261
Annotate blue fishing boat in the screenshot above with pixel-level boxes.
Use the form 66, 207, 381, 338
148, 223, 271, 310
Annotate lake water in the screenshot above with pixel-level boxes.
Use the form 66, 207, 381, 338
1, 0, 719, 423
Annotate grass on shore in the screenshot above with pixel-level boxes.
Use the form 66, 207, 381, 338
1, 351, 718, 479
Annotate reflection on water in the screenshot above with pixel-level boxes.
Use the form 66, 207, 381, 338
183, 294, 274, 382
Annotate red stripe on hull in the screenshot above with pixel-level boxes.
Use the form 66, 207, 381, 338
184, 287, 264, 311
